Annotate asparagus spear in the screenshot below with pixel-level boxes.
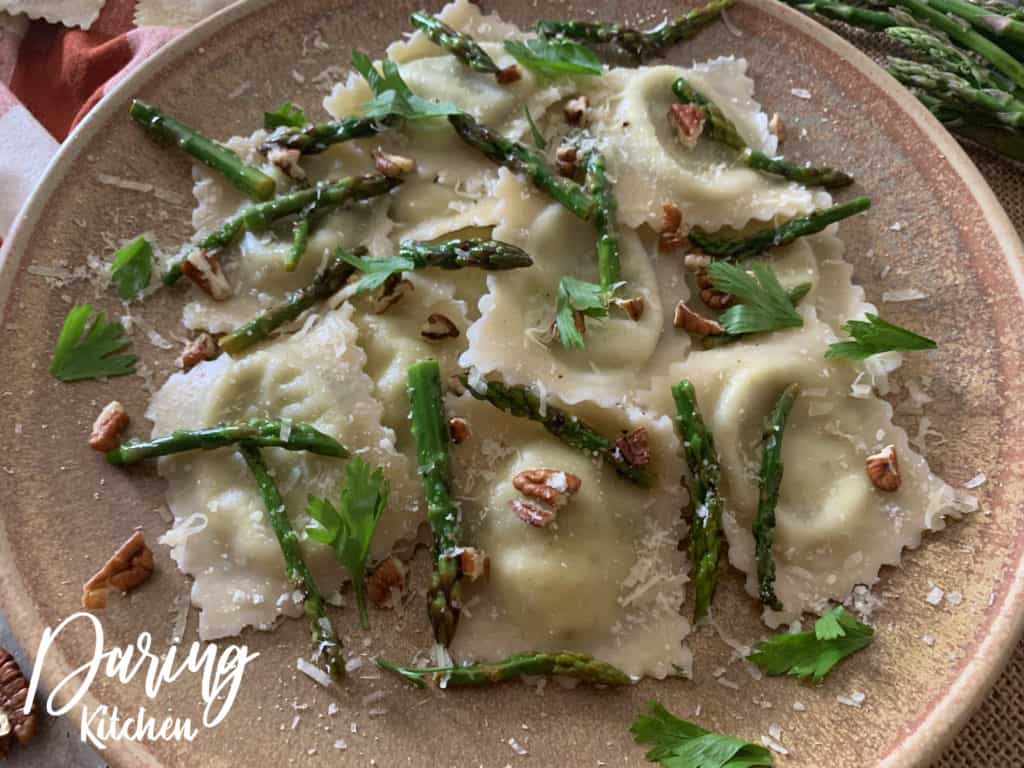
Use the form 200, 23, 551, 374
163, 175, 400, 284
239, 444, 345, 681
584, 151, 622, 292
888, 58, 1024, 128
260, 115, 395, 155
411, 10, 502, 76
536, 0, 736, 60
106, 418, 349, 465
672, 78, 854, 188
922, 0, 1024, 47
219, 247, 361, 355
448, 113, 596, 220
687, 196, 872, 260
754, 383, 799, 612
671, 379, 723, 624
785, 0, 900, 29
887, 26, 1011, 92
129, 99, 276, 201
457, 375, 656, 488
375, 651, 631, 688
408, 360, 463, 647
397, 238, 534, 270
286, 211, 313, 272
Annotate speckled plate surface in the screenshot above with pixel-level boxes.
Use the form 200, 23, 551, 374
2, 1, 1023, 766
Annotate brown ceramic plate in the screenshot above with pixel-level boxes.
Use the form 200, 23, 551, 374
2, 1, 1023, 765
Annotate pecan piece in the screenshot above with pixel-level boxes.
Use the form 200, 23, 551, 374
555, 144, 579, 178
267, 146, 306, 180
373, 274, 414, 314
88, 400, 129, 452
0, 648, 37, 753
496, 64, 522, 84
674, 301, 723, 336
615, 427, 651, 467
866, 445, 901, 492
459, 547, 489, 582
182, 249, 232, 301
513, 468, 581, 509
564, 95, 589, 125
177, 332, 219, 371
768, 112, 785, 142
372, 148, 417, 178
696, 268, 735, 309
448, 416, 471, 444
420, 313, 460, 341
614, 296, 645, 321
668, 103, 706, 149
659, 201, 686, 252
511, 498, 556, 528
367, 556, 406, 608
82, 530, 155, 610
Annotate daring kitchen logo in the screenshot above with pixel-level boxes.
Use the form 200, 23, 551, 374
25, 611, 259, 750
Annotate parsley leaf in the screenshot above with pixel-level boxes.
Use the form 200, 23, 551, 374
707, 261, 803, 336
825, 313, 937, 360
748, 606, 874, 682
110, 236, 152, 300
525, 105, 547, 149
504, 38, 603, 76
49, 304, 137, 382
338, 249, 416, 294
631, 701, 773, 768
305, 456, 389, 629
351, 49, 460, 120
264, 101, 308, 129
555, 276, 610, 349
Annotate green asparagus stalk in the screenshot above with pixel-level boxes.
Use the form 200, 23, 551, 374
408, 360, 463, 647
584, 151, 622, 292
887, 26, 1012, 91
671, 379, 723, 624
129, 99, 276, 201
951, 121, 1024, 160
163, 175, 400, 284
457, 375, 656, 488
687, 196, 872, 260
672, 78, 854, 188
921, 0, 1024, 46
285, 211, 313, 272
260, 115, 395, 155
754, 383, 799, 612
536, 0, 736, 60
968, 0, 1024, 22
398, 238, 533, 270
219, 247, 361, 355
888, 58, 1024, 127
785, 0, 901, 29
448, 113, 596, 220
375, 651, 631, 688
411, 10, 502, 76
106, 418, 349, 465
239, 444, 345, 681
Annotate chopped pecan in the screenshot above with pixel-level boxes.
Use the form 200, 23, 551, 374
866, 445, 901, 492
448, 416, 471, 444
674, 301, 723, 336
668, 103, 706, 149
420, 313, 460, 341
367, 556, 406, 608
555, 144, 579, 178
510, 498, 556, 528
768, 112, 785, 142
459, 547, 489, 582
696, 268, 735, 309
88, 401, 129, 452
615, 427, 651, 467
371, 148, 417, 178
267, 146, 306, 180
513, 468, 581, 509
182, 249, 232, 301
82, 530, 155, 610
564, 95, 589, 125
614, 296, 645, 321
659, 201, 686, 252
496, 64, 522, 84
373, 274, 414, 314
177, 332, 219, 371
0, 649, 37, 756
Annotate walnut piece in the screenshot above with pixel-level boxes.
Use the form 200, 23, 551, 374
513, 468, 581, 509
0, 648, 38, 754
267, 146, 306, 180
496, 64, 522, 84
659, 201, 686, 252
373, 274, 414, 314
614, 296, 645, 321
866, 445, 901, 492
674, 300, 723, 336
182, 249, 232, 301
459, 547, 489, 582
367, 557, 406, 608
696, 268, 736, 309
82, 530, 155, 610
88, 400, 129, 452
510, 498, 557, 528
420, 313, 460, 341
668, 103, 706, 149
448, 416, 471, 444
372, 148, 417, 178
768, 112, 785, 142
615, 427, 651, 467
555, 144, 579, 178
177, 332, 219, 371
564, 95, 589, 125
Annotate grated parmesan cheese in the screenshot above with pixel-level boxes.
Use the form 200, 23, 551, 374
297, 657, 334, 688
882, 287, 928, 302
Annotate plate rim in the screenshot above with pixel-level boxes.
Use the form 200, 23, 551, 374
1, 0, 1022, 765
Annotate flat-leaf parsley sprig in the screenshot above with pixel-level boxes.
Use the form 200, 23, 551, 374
352, 49, 460, 121
826, 313, 937, 360
631, 700, 773, 767
49, 304, 137, 382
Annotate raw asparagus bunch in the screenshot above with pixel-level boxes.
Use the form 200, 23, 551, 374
260, 115, 395, 155
536, 0, 736, 60
411, 10, 505, 78
754, 383, 799, 612
687, 196, 871, 260
163, 175, 400, 284
457, 374, 656, 488
408, 360, 463, 648
448, 113, 596, 220
129, 99, 276, 201
888, 58, 1024, 128
375, 651, 631, 688
106, 418, 349, 464
672, 78, 854, 188
671, 380, 724, 624
240, 444, 345, 681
